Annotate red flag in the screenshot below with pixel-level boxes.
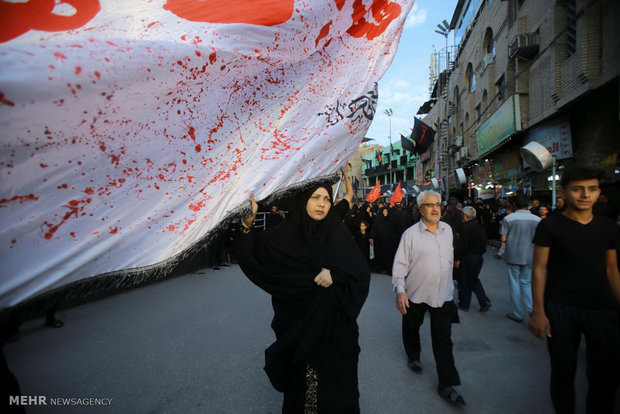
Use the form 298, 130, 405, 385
376, 149, 383, 164
366, 180, 381, 203
389, 181, 403, 206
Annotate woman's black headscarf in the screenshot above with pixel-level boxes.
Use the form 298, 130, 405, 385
235, 184, 371, 390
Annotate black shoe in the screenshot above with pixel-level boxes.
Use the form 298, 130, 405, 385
438, 386, 466, 405
479, 302, 491, 312
458, 305, 469, 312
44, 318, 64, 328
407, 360, 422, 374
212, 266, 220, 271
220, 263, 230, 267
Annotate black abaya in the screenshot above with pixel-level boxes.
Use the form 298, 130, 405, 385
235, 185, 370, 413
369, 208, 394, 273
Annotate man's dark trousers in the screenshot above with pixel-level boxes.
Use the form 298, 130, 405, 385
546, 301, 620, 414
458, 253, 490, 309
402, 300, 461, 389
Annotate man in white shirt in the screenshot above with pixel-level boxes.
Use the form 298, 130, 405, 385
392, 190, 464, 405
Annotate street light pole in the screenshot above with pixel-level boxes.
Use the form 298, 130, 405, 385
384, 108, 394, 185
435, 20, 451, 200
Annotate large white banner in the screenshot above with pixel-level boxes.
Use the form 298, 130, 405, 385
0, 0, 412, 308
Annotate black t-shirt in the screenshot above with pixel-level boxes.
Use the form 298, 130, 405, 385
533, 214, 619, 309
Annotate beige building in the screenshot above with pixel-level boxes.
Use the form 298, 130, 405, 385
335, 139, 382, 201
420, 0, 620, 203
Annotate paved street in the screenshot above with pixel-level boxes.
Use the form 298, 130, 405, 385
5, 247, 590, 413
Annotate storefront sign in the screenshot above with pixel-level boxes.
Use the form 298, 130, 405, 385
472, 162, 493, 185
415, 161, 424, 182
419, 147, 431, 162
493, 151, 520, 180
525, 116, 573, 162
476, 95, 520, 156
477, 188, 495, 200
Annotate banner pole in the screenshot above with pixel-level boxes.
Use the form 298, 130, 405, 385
333, 170, 343, 203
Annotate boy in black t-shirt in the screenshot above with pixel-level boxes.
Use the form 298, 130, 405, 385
530, 166, 620, 414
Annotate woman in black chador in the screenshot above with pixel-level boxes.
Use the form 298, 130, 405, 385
369, 207, 393, 274
235, 183, 371, 413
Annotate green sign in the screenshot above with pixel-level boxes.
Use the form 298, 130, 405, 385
476, 95, 520, 156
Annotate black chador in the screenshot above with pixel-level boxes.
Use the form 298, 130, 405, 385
235, 184, 370, 413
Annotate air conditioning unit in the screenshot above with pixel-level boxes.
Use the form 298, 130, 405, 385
509, 33, 540, 58
481, 53, 494, 71
454, 151, 461, 162
459, 147, 469, 159
455, 135, 463, 147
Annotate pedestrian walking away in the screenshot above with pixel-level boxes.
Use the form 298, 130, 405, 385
234, 178, 370, 413
392, 190, 465, 406
458, 206, 491, 312
499, 195, 541, 323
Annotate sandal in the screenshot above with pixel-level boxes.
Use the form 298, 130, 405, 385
438, 386, 466, 405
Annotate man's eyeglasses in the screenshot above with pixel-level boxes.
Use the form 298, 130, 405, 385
420, 202, 441, 209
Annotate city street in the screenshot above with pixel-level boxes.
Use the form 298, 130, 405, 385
5, 247, 590, 413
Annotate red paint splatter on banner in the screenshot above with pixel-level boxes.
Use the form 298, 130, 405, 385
189, 200, 205, 212
0, 0, 101, 43
74, 66, 82, 74
0, 92, 15, 106
0, 194, 39, 207
53, 52, 68, 61
43, 197, 92, 240
347, 0, 401, 40
163, 0, 294, 26
315, 21, 331, 47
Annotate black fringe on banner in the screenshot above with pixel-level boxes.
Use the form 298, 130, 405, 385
0, 173, 340, 339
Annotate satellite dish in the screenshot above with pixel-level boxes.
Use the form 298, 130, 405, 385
520, 141, 552, 172
431, 178, 439, 190
455, 168, 466, 186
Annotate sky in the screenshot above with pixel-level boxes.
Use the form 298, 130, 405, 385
365, 0, 459, 148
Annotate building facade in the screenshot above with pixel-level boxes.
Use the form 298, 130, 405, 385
420, 0, 619, 204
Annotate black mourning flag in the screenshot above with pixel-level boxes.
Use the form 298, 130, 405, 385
406, 117, 435, 155
401, 132, 416, 154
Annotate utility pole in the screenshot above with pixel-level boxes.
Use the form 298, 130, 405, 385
384, 108, 394, 185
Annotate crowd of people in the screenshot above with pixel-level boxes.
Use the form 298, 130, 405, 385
236, 164, 619, 413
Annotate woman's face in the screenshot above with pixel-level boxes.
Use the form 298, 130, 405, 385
382, 209, 388, 217
360, 222, 368, 232
306, 187, 331, 221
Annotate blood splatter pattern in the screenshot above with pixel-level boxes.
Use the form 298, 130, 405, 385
0, 0, 412, 307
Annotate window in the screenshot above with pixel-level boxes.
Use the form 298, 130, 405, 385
496, 75, 506, 103
482, 90, 488, 117
483, 27, 495, 57
475, 103, 481, 122
467, 63, 476, 93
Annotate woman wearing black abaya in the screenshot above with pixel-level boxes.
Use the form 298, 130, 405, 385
369, 207, 394, 274
235, 183, 370, 413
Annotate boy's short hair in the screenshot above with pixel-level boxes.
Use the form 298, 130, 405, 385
560, 165, 605, 188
